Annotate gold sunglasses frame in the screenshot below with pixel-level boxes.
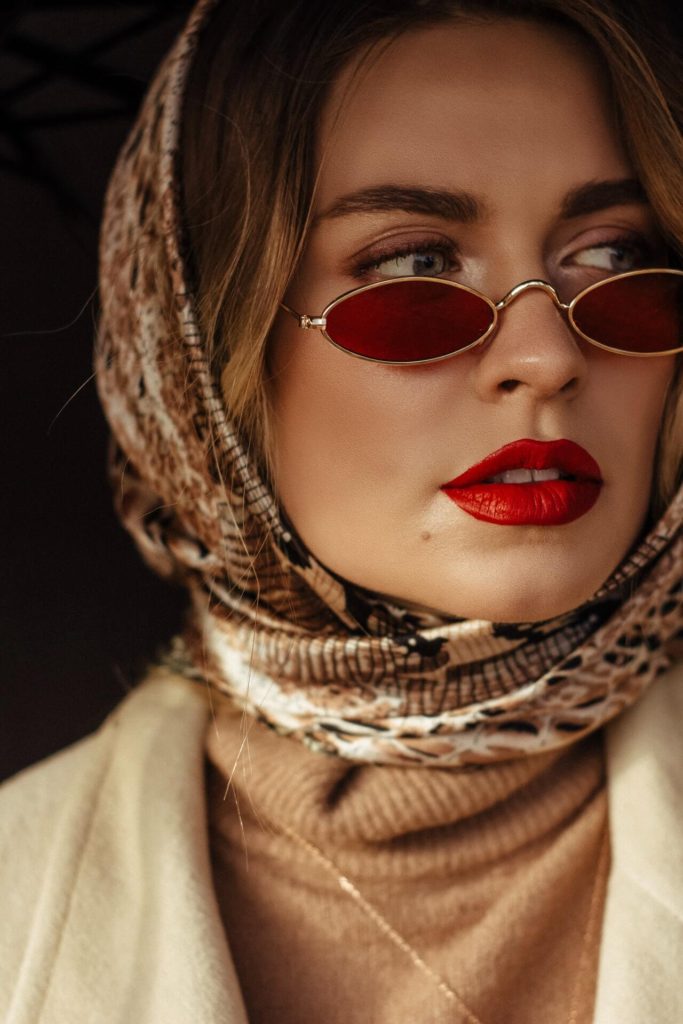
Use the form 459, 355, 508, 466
281, 267, 683, 366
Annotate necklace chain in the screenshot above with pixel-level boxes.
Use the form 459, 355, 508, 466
275, 817, 610, 1024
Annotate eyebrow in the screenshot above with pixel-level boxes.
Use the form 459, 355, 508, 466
314, 185, 484, 225
560, 178, 647, 218
314, 178, 647, 226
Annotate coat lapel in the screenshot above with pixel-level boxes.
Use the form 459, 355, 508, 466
8, 674, 249, 1024
595, 659, 683, 1023
8, 664, 683, 1022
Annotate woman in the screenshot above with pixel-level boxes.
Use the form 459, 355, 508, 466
1, 0, 682, 1021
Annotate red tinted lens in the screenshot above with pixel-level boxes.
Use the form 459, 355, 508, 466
325, 279, 494, 362
572, 271, 683, 353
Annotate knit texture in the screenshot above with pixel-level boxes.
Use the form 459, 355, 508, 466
206, 700, 610, 1024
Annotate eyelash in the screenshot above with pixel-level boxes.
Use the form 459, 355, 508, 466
567, 232, 656, 265
349, 230, 659, 283
351, 237, 459, 279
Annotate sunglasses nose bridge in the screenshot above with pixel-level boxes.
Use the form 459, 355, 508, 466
495, 279, 567, 312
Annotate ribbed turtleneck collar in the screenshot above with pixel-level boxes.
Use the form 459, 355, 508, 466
206, 696, 605, 878
205, 693, 608, 1024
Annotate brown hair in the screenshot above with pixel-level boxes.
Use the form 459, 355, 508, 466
181, 0, 683, 515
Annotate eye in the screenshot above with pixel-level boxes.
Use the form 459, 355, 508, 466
376, 247, 449, 277
571, 236, 654, 274
353, 239, 458, 280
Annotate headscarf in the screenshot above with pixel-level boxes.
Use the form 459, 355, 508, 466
95, 0, 683, 767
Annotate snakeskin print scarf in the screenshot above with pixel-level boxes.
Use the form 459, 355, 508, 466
95, 0, 683, 766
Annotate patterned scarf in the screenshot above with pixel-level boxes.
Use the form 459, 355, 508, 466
95, 0, 683, 767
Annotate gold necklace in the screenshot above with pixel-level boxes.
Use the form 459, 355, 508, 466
273, 817, 610, 1024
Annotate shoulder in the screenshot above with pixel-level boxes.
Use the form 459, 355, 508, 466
0, 670, 209, 820
0, 671, 211, 1015
596, 657, 683, 1022
606, 654, 683, 763
604, 654, 683, 901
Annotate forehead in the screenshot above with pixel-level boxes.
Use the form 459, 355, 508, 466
315, 19, 631, 213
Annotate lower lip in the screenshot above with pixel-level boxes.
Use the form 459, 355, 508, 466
441, 480, 602, 525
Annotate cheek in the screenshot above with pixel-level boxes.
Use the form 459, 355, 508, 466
268, 329, 463, 509
594, 357, 675, 489
616, 359, 673, 437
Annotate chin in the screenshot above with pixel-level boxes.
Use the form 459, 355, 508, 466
427, 574, 607, 624
404, 526, 629, 624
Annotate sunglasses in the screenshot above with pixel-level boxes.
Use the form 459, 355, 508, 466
281, 268, 683, 365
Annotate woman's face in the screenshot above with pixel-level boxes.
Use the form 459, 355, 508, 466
267, 19, 674, 622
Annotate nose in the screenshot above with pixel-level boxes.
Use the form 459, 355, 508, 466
472, 285, 588, 401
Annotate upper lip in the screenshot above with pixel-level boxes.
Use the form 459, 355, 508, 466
442, 439, 603, 487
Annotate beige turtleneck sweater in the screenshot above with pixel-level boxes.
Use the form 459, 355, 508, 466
206, 702, 609, 1024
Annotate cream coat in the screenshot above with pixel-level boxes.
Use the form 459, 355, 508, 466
2, 663, 683, 1023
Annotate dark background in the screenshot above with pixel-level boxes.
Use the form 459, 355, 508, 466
1, 1, 681, 780
1, 3, 191, 780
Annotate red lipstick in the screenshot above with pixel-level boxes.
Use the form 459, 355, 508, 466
440, 439, 603, 526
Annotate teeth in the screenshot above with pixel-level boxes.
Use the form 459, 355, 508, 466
489, 467, 563, 483
498, 468, 534, 483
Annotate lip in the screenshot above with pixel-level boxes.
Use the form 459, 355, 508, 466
440, 438, 603, 526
